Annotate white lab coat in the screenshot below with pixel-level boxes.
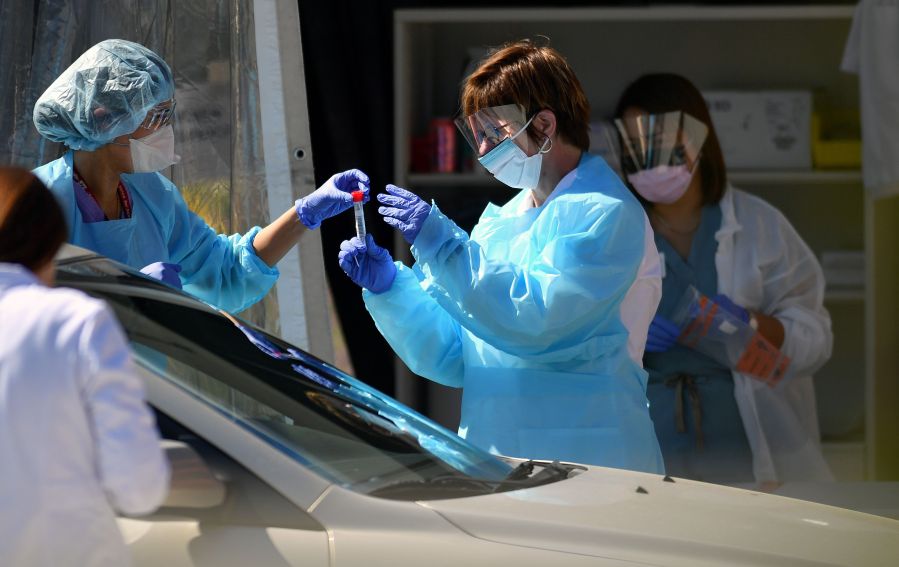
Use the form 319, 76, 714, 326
0, 264, 169, 567
716, 188, 834, 482
620, 211, 663, 366
841, 0, 899, 197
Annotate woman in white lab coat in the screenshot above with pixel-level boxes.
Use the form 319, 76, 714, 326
614, 74, 833, 484
0, 168, 169, 566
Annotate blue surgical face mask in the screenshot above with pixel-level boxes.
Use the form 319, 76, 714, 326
478, 116, 550, 190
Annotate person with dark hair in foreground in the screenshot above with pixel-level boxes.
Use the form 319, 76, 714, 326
0, 167, 169, 566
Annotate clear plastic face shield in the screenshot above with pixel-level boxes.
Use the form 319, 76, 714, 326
614, 110, 707, 176
455, 104, 551, 190
614, 111, 708, 204
111, 99, 180, 172
454, 104, 536, 157
139, 100, 176, 131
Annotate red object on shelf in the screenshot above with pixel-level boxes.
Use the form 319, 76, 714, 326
429, 118, 456, 173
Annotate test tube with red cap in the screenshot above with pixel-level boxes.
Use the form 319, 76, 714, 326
352, 190, 366, 240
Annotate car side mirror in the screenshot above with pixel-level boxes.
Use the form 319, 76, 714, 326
161, 440, 226, 509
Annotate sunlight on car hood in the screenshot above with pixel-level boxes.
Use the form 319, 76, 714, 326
419, 466, 899, 566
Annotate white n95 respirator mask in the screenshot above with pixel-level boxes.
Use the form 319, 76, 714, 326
130, 125, 180, 173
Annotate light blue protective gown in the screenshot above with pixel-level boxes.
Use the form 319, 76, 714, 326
34, 152, 279, 313
363, 154, 664, 473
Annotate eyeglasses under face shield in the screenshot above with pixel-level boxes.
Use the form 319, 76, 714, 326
140, 100, 176, 131
614, 111, 708, 175
454, 104, 534, 157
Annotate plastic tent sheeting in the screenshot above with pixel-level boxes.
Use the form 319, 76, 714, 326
0, 0, 330, 353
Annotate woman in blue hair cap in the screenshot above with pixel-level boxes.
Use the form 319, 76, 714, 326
33, 39, 368, 313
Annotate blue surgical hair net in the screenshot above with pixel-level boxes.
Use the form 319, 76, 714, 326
33, 39, 174, 151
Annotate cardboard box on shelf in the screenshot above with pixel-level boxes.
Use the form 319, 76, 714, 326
704, 91, 812, 170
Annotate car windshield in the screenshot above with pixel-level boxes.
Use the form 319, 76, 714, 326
56, 255, 513, 496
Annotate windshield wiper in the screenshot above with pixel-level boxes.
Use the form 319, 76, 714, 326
369, 460, 583, 500
367, 475, 501, 499
497, 459, 584, 490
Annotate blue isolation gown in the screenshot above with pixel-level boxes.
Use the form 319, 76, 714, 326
363, 154, 664, 473
34, 152, 278, 313
644, 204, 754, 482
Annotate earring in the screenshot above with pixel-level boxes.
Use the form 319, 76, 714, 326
539, 135, 553, 154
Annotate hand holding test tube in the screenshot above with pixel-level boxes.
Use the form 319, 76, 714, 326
670, 285, 791, 386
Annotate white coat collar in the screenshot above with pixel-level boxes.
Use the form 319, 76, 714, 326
715, 184, 743, 242
0, 263, 42, 289
713, 185, 742, 302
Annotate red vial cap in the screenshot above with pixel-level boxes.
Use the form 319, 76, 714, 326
352, 190, 364, 203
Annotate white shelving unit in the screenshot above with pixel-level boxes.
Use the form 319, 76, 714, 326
393, 5, 894, 481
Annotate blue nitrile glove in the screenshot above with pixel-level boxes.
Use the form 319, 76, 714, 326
377, 184, 431, 244
140, 262, 182, 289
712, 293, 750, 324
295, 169, 370, 229
646, 315, 681, 353
338, 234, 397, 294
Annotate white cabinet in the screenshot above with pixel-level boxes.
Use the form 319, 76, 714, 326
393, 5, 895, 480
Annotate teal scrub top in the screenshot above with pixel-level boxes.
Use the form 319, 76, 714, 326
646, 204, 727, 381
645, 204, 753, 482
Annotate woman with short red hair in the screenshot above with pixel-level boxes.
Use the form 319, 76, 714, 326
339, 41, 664, 473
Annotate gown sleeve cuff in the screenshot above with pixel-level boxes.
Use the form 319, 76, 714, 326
411, 203, 465, 264
363, 262, 418, 308
244, 226, 281, 277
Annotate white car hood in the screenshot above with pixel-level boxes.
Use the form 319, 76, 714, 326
418, 466, 899, 567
